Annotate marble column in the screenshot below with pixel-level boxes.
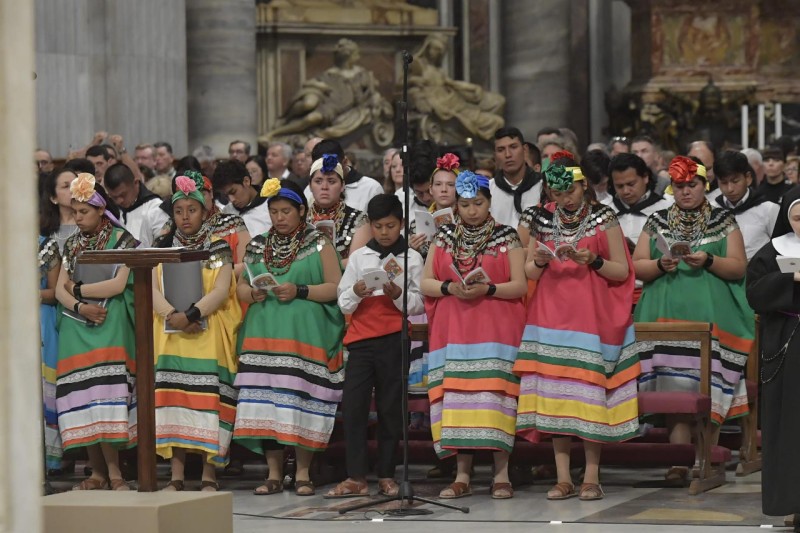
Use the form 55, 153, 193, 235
186, 0, 257, 158
34, 0, 188, 158
0, 0, 43, 531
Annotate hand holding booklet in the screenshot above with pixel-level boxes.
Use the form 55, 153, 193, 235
245, 264, 280, 292
655, 232, 692, 260
415, 207, 455, 240
62, 262, 120, 327
162, 261, 207, 334
537, 241, 578, 262
449, 263, 492, 286
361, 254, 404, 294
777, 256, 800, 274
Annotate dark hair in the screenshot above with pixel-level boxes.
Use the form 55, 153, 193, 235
776, 135, 798, 160
367, 193, 403, 221
86, 145, 111, 161
524, 142, 542, 166
229, 139, 251, 155
714, 150, 754, 180
580, 150, 611, 186
104, 163, 136, 190
410, 140, 439, 186
494, 127, 525, 144
631, 135, 657, 147
245, 155, 269, 178
536, 127, 560, 138
267, 179, 308, 212
311, 139, 345, 162
92, 182, 121, 220
175, 155, 202, 176
39, 167, 77, 235
154, 141, 173, 154
607, 153, 654, 193
212, 159, 250, 189
64, 158, 96, 175
140, 165, 155, 181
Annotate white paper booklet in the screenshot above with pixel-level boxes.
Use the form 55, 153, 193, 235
449, 263, 492, 286
655, 232, 692, 260
315, 220, 336, 244
363, 269, 390, 291
244, 263, 280, 292
415, 207, 455, 239
777, 256, 800, 274
381, 253, 404, 282
536, 241, 577, 262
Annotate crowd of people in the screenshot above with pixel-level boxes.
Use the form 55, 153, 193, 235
34, 127, 800, 517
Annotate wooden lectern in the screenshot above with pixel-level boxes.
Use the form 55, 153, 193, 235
77, 248, 209, 492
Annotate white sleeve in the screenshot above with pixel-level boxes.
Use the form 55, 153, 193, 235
766, 202, 780, 236
393, 251, 425, 316
337, 252, 363, 314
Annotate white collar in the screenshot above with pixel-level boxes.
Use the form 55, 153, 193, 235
772, 232, 800, 256
722, 190, 750, 209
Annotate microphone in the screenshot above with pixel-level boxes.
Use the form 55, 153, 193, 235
401, 50, 413, 65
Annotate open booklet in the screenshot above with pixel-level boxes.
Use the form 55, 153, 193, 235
314, 220, 336, 244
62, 262, 120, 327
655, 232, 693, 260
362, 253, 405, 292
537, 241, 578, 262
776, 256, 800, 274
415, 207, 455, 240
162, 261, 208, 334
449, 263, 492, 286
244, 263, 280, 292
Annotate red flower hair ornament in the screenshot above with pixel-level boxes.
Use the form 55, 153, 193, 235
436, 153, 460, 172
548, 150, 575, 164
668, 155, 706, 183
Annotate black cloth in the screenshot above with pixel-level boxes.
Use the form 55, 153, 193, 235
746, 241, 800, 516
237, 191, 268, 215
345, 167, 370, 186
756, 179, 793, 207
286, 172, 309, 191
342, 332, 405, 478
714, 188, 772, 215
771, 184, 800, 238
492, 166, 542, 215
612, 192, 667, 217
366, 236, 407, 259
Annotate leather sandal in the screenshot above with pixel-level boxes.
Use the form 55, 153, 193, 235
490, 482, 513, 499
438, 481, 472, 499
295, 480, 315, 496
578, 483, 604, 501
72, 477, 109, 491
253, 479, 283, 496
546, 482, 577, 500
162, 480, 185, 492
109, 478, 130, 491
324, 479, 369, 499
200, 480, 219, 492
378, 478, 399, 497
665, 466, 689, 485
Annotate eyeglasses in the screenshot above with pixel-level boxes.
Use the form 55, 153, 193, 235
610, 136, 628, 143
787, 167, 799, 173
36, 160, 50, 168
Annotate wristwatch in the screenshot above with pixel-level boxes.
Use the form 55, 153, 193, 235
703, 253, 715, 269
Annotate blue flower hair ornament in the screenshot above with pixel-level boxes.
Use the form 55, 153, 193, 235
322, 153, 338, 173
455, 170, 490, 199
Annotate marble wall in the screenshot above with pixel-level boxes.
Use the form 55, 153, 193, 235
35, 0, 188, 158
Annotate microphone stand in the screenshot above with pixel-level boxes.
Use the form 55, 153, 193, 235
339, 50, 468, 517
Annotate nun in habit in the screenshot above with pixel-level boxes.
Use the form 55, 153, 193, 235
746, 197, 800, 521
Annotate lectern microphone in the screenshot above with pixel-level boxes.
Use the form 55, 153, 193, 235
401, 50, 413, 65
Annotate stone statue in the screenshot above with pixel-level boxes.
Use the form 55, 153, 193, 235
408, 34, 505, 142
261, 38, 393, 147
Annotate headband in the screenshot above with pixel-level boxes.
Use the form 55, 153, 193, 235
309, 153, 344, 180
69, 173, 123, 227
430, 152, 461, 183
788, 199, 800, 222
544, 164, 585, 192
260, 178, 305, 205
669, 155, 707, 183
172, 172, 206, 207
455, 170, 490, 199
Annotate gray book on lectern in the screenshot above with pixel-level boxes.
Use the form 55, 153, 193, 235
161, 261, 207, 334
62, 262, 120, 327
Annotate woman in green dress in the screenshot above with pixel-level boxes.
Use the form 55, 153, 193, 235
55, 173, 137, 490
232, 178, 344, 496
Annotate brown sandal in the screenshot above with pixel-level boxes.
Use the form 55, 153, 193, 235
546, 482, 576, 500
200, 480, 219, 492
378, 478, 399, 497
72, 477, 109, 491
438, 481, 472, 499
295, 480, 315, 496
324, 479, 369, 499
665, 466, 689, 485
162, 480, 185, 491
490, 482, 514, 499
578, 483, 604, 501
253, 479, 283, 496
109, 478, 130, 491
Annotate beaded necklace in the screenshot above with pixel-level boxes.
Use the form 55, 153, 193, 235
67, 218, 113, 271
263, 222, 307, 275
667, 201, 711, 244
551, 201, 592, 247
310, 201, 345, 225
452, 215, 495, 275
174, 222, 212, 250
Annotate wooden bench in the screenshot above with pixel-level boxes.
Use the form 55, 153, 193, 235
736, 315, 761, 476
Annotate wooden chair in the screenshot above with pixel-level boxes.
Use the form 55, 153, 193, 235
736, 315, 761, 476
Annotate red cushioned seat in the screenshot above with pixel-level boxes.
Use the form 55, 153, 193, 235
638, 391, 711, 414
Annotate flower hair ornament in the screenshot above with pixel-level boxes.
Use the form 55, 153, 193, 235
172, 172, 206, 207
261, 177, 305, 205
544, 163, 585, 192
430, 152, 461, 183
69, 173, 124, 227
665, 155, 709, 195
455, 170, 490, 199
309, 153, 344, 179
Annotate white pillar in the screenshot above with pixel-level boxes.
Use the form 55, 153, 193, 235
0, 0, 43, 532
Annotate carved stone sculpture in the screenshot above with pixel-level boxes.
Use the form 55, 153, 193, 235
408, 34, 505, 142
261, 38, 394, 147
